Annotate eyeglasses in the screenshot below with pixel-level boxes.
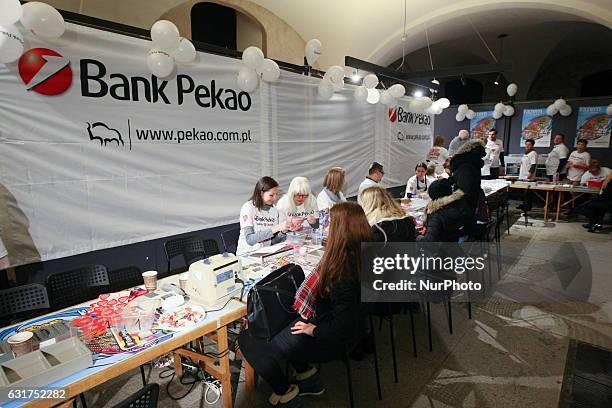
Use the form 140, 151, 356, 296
295, 193, 309, 198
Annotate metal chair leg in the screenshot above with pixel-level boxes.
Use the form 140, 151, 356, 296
389, 316, 398, 383
343, 352, 355, 408
409, 305, 417, 357
79, 393, 87, 408
447, 301, 453, 334
140, 364, 147, 386
426, 302, 432, 352
368, 314, 383, 400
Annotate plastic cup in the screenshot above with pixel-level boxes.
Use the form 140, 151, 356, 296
7, 331, 34, 357
142, 270, 158, 291
179, 273, 189, 291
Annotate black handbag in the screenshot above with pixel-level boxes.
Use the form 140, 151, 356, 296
246, 263, 305, 341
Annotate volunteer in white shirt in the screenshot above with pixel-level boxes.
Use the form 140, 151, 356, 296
277, 176, 319, 230
405, 162, 437, 198
237, 177, 290, 256
358, 162, 384, 205
317, 167, 347, 210
426, 135, 450, 174
580, 160, 611, 188
484, 129, 504, 179
518, 139, 538, 212
545, 133, 570, 181
567, 138, 591, 185
0, 236, 9, 270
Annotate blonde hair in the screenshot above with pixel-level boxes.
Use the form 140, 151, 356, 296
360, 186, 406, 226
323, 167, 345, 193
281, 176, 318, 213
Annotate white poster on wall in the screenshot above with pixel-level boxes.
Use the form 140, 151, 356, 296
0, 23, 433, 266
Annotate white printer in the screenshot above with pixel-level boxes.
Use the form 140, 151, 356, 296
185, 253, 241, 306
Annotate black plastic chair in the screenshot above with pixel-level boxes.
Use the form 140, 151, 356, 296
221, 227, 240, 254
164, 235, 220, 275
46, 265, 109, 310
0, 284, 50, 325
112, 383, 159, 408
108, 266, 143, 292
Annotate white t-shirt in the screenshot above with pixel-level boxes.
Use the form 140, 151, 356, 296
580, 167, 611, 188
519, 150, 538, 180
405, 175, 437, 197
426, 146, 449, 174
545, 143, 569, 176
567, 151, 591, 182
0, 237, 7, 259
276, 195, 318, 225
485, 139, 504, 168
236, 201, 280, 256
316, 189, 346, 211
357, 178, 379, 205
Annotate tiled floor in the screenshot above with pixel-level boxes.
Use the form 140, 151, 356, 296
86, 211, 611, 407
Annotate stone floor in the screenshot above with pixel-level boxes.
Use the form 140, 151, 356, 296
85, 209, 612, 408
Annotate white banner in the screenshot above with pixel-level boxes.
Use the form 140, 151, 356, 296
0, 23, 433, 266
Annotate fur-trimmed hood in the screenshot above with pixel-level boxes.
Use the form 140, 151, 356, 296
455, 139, 485, 156
425, 190, 465, 214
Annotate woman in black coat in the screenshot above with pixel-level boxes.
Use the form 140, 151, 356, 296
418, 179, 475, 242
360, 186, 416, 242
450, 139, 486, 212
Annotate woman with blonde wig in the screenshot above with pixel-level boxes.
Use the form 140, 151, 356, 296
361, 186, 415, 242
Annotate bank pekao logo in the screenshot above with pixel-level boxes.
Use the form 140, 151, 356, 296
18, 48, 72, 96
388, 107, 397, 123
87, 122, 125, 147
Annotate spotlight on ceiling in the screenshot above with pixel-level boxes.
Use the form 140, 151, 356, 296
431, 78, 440, 85
460, 75, 467, 87
494, 73, 501, 86
413, 90, 424, 97
351, 70, 361, 83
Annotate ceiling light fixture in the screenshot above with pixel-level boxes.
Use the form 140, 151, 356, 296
351, 70, 361, 83
413, 90, 424, 97
493, 73, 501, 86
431, 78, 440, 85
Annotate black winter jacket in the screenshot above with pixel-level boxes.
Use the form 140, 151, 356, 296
371, 216, 416, 242
450, 140, 486, 211
418, 190, 475, 242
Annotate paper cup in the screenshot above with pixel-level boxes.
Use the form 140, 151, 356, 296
7, 331, 34, 357
179, 273, 189, 291
142, 270, 158, 291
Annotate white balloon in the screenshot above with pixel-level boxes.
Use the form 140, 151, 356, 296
560, 105, 572, 117
366, 88, 380, 104
363, 74, 378, 89
257, 58, 280, 82
237, 67, 259, 92
0, 0, 22, 25
146, 49, 175, 78
0, 24, 24, 63
418, 97, 433, 109
466, 110, 476, 120
388, 84, 405, 98
546, 104, 558, 116
380, 90, 395, 106
494, 102, 505, 113
506, 83, 518, 97
305, 39, 322, 66
150, 20, 179, 51
607, 104, 612, 116
318, 80, 334, 100
455, 112, 466, 122
242, 46, 264, 69
458, 104, 469, 114
436, 98, 450, 109
173, 37, 196, 63
354, 85, 368, 102
21, 2, 65, 39
503, 105, 515, 117
434, 105, 443, 115
553, 98, 566, 110
493, 110, 503, 120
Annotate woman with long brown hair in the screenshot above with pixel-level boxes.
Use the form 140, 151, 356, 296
239, 202, 372, 407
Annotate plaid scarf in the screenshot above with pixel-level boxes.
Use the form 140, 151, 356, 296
293, 267, 320, 319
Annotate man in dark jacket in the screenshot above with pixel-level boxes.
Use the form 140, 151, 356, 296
418, 179, 475, 242
450, 139, 486, 211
